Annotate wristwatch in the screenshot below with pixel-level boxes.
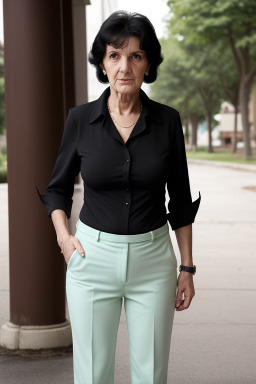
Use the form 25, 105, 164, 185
179, 265, 196, 275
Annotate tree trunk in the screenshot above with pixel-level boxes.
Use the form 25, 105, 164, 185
226, 28, 256, 159
198, 87, 214, 153
185, 116, 189, 145
190, 113, 199, 151
232, 105, 238, 154
239, 77, 252, 159
205, 111, 213, 153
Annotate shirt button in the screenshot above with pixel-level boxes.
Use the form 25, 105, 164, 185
125, 202, 129, 205
126, 188, 129, 191
126, 159, 130, 162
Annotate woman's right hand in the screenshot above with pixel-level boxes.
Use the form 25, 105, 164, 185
61, 235, 85, 266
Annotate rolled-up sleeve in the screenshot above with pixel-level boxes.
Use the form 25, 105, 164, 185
166, 111, 201, 230
35, 108, 80, 219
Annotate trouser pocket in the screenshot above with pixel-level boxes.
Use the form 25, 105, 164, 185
67, 248, 78, 269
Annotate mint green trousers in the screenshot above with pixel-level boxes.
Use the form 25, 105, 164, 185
66, 219, 178, 384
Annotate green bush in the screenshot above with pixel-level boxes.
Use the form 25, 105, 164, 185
0, 167, 7, 183
0, 146, 7, 182
0, 147, 6, 165
1, 145, 6, 155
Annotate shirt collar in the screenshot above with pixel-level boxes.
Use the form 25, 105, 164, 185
88, 86, 162, 125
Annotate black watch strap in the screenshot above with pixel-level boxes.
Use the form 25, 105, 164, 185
179, 265, 196, 275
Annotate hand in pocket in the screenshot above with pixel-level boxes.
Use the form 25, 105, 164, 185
62, 235, 85, 265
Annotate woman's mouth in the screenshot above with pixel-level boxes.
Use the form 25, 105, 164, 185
118, 79, 133, 82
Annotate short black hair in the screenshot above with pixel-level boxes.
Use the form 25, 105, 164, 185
88, 10, 164, 84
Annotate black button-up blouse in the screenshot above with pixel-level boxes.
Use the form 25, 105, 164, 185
36, 86, 201, 234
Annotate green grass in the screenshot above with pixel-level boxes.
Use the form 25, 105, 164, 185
186, 149, 256, 165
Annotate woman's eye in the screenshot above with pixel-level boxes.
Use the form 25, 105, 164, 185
110, 53, 118, 59
133, 54, 142, 60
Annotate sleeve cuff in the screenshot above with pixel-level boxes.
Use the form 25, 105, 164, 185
167, 191, 201, 230
35, 185, 72, 219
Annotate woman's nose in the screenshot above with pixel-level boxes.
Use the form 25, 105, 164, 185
119, 57, 131, 73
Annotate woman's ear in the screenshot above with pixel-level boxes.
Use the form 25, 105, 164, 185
147, 63, 152, 73
99, 63, 107, 75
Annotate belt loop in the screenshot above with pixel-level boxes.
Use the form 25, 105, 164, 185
150, 230, 154, 242
95, 230, 101, 242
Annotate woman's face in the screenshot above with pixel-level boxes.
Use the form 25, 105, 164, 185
100, 36, 151, 96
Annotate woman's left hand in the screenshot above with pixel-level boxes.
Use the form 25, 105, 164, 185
175, 272, 195, 311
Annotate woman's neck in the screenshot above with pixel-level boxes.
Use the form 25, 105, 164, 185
108, 87, 141, 116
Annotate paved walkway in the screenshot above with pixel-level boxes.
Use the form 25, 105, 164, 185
1, 159, 256, 383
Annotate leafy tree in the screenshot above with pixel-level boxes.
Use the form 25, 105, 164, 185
167, 0, 256, 159
150, 35, 205, 149
184, 42, 224, 152
151, 35, 223, 152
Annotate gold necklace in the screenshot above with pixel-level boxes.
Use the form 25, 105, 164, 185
107, 98, 142, 128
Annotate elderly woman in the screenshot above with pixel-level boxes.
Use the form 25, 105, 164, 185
36, 10, 201, 384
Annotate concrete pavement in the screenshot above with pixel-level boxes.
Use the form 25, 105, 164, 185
1, 159, 256, 383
